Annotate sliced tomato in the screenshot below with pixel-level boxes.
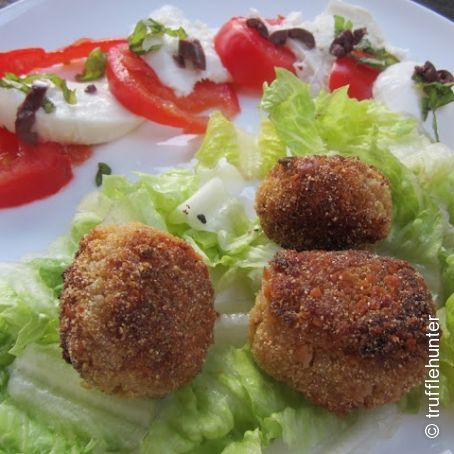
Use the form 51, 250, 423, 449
214, 17, 296, 92
0, 127, 73, 208
63, 144, 93, 165
181, 80, 239, 118
0, 38, 126, 77
328, 55, 381, 101
0, 47, 46, 78
47, 38, 127, 66
106, 44, 239, 134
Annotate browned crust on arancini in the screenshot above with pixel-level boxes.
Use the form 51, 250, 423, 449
60, 222, 216, 398
255, 155, 392, 251
249, 249, 436, 414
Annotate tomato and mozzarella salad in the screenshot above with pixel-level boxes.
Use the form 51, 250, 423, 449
0, 0, 453, 208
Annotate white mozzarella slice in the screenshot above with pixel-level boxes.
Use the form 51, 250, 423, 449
142, 5, 231, 97
373, 61, 422, 119
436, 103, 454, 146
0, 79, 144, 145
373, 61, 454, 146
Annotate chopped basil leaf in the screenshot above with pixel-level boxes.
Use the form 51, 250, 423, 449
413, 75, 454, 141
0, 75, 56, 113
42, 98, 56, 113
0, 76, 29, 94
33, 74, 77, 104
354, 39, 399, 70
3, 72, 76, 105
128, 18, 188, 55
76, 47, 107, 82
334, 15, 353, 35
95, 162, 112, 187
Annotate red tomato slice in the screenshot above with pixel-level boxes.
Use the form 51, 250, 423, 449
328, 56, 380, 101
0, 127, 73, 208
106, 44, 239, 134
0, 38, 126, 77
47, 38, 127, 66
63, 144, 93, 166
0, 47, 47, 78
214, 17, 296, 92
181, 80, 239, 118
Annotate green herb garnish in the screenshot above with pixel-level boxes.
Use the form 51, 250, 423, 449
95, 162, 112, 187
334, 15, 353, 35
353, 39, 399, 70
413, 74, 454, 142
128, 18, 187, 55
0, 76, 56, 113
2, 72, 77, 108
76, 47, 107, 82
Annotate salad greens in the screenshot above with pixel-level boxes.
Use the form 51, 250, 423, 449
195, 111, 286, 180
1, 68, 454, 452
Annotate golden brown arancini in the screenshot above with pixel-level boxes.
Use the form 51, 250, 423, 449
249, 249, 436, 414
255, 155, 392, 250
60, 222, 216, 398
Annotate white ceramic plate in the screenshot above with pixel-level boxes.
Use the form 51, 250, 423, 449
0, 0, 453, 452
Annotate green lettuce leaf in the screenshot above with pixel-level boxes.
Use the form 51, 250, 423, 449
141, 346, 355, 453
195, 111, 286, 179
220, 429, 262, 453
261, 68, 416, 157
0, 400, 97, 454
398, 142, 454, 224
0, 263, 61, 363
3, 343, 155, 452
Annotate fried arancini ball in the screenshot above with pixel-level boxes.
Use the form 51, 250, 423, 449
249, 249, 435, 414
255, 155, 392, 250
60, 222, 216, 398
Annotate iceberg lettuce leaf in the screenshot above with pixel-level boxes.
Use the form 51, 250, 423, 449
5, 343, 155, 451
141, 346, 354, 454
195, 112, 286, 180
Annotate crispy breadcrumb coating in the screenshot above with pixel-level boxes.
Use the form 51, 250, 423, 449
255, 155, 392, 250
249, 249, 435, 414
60, 222, 216, 398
